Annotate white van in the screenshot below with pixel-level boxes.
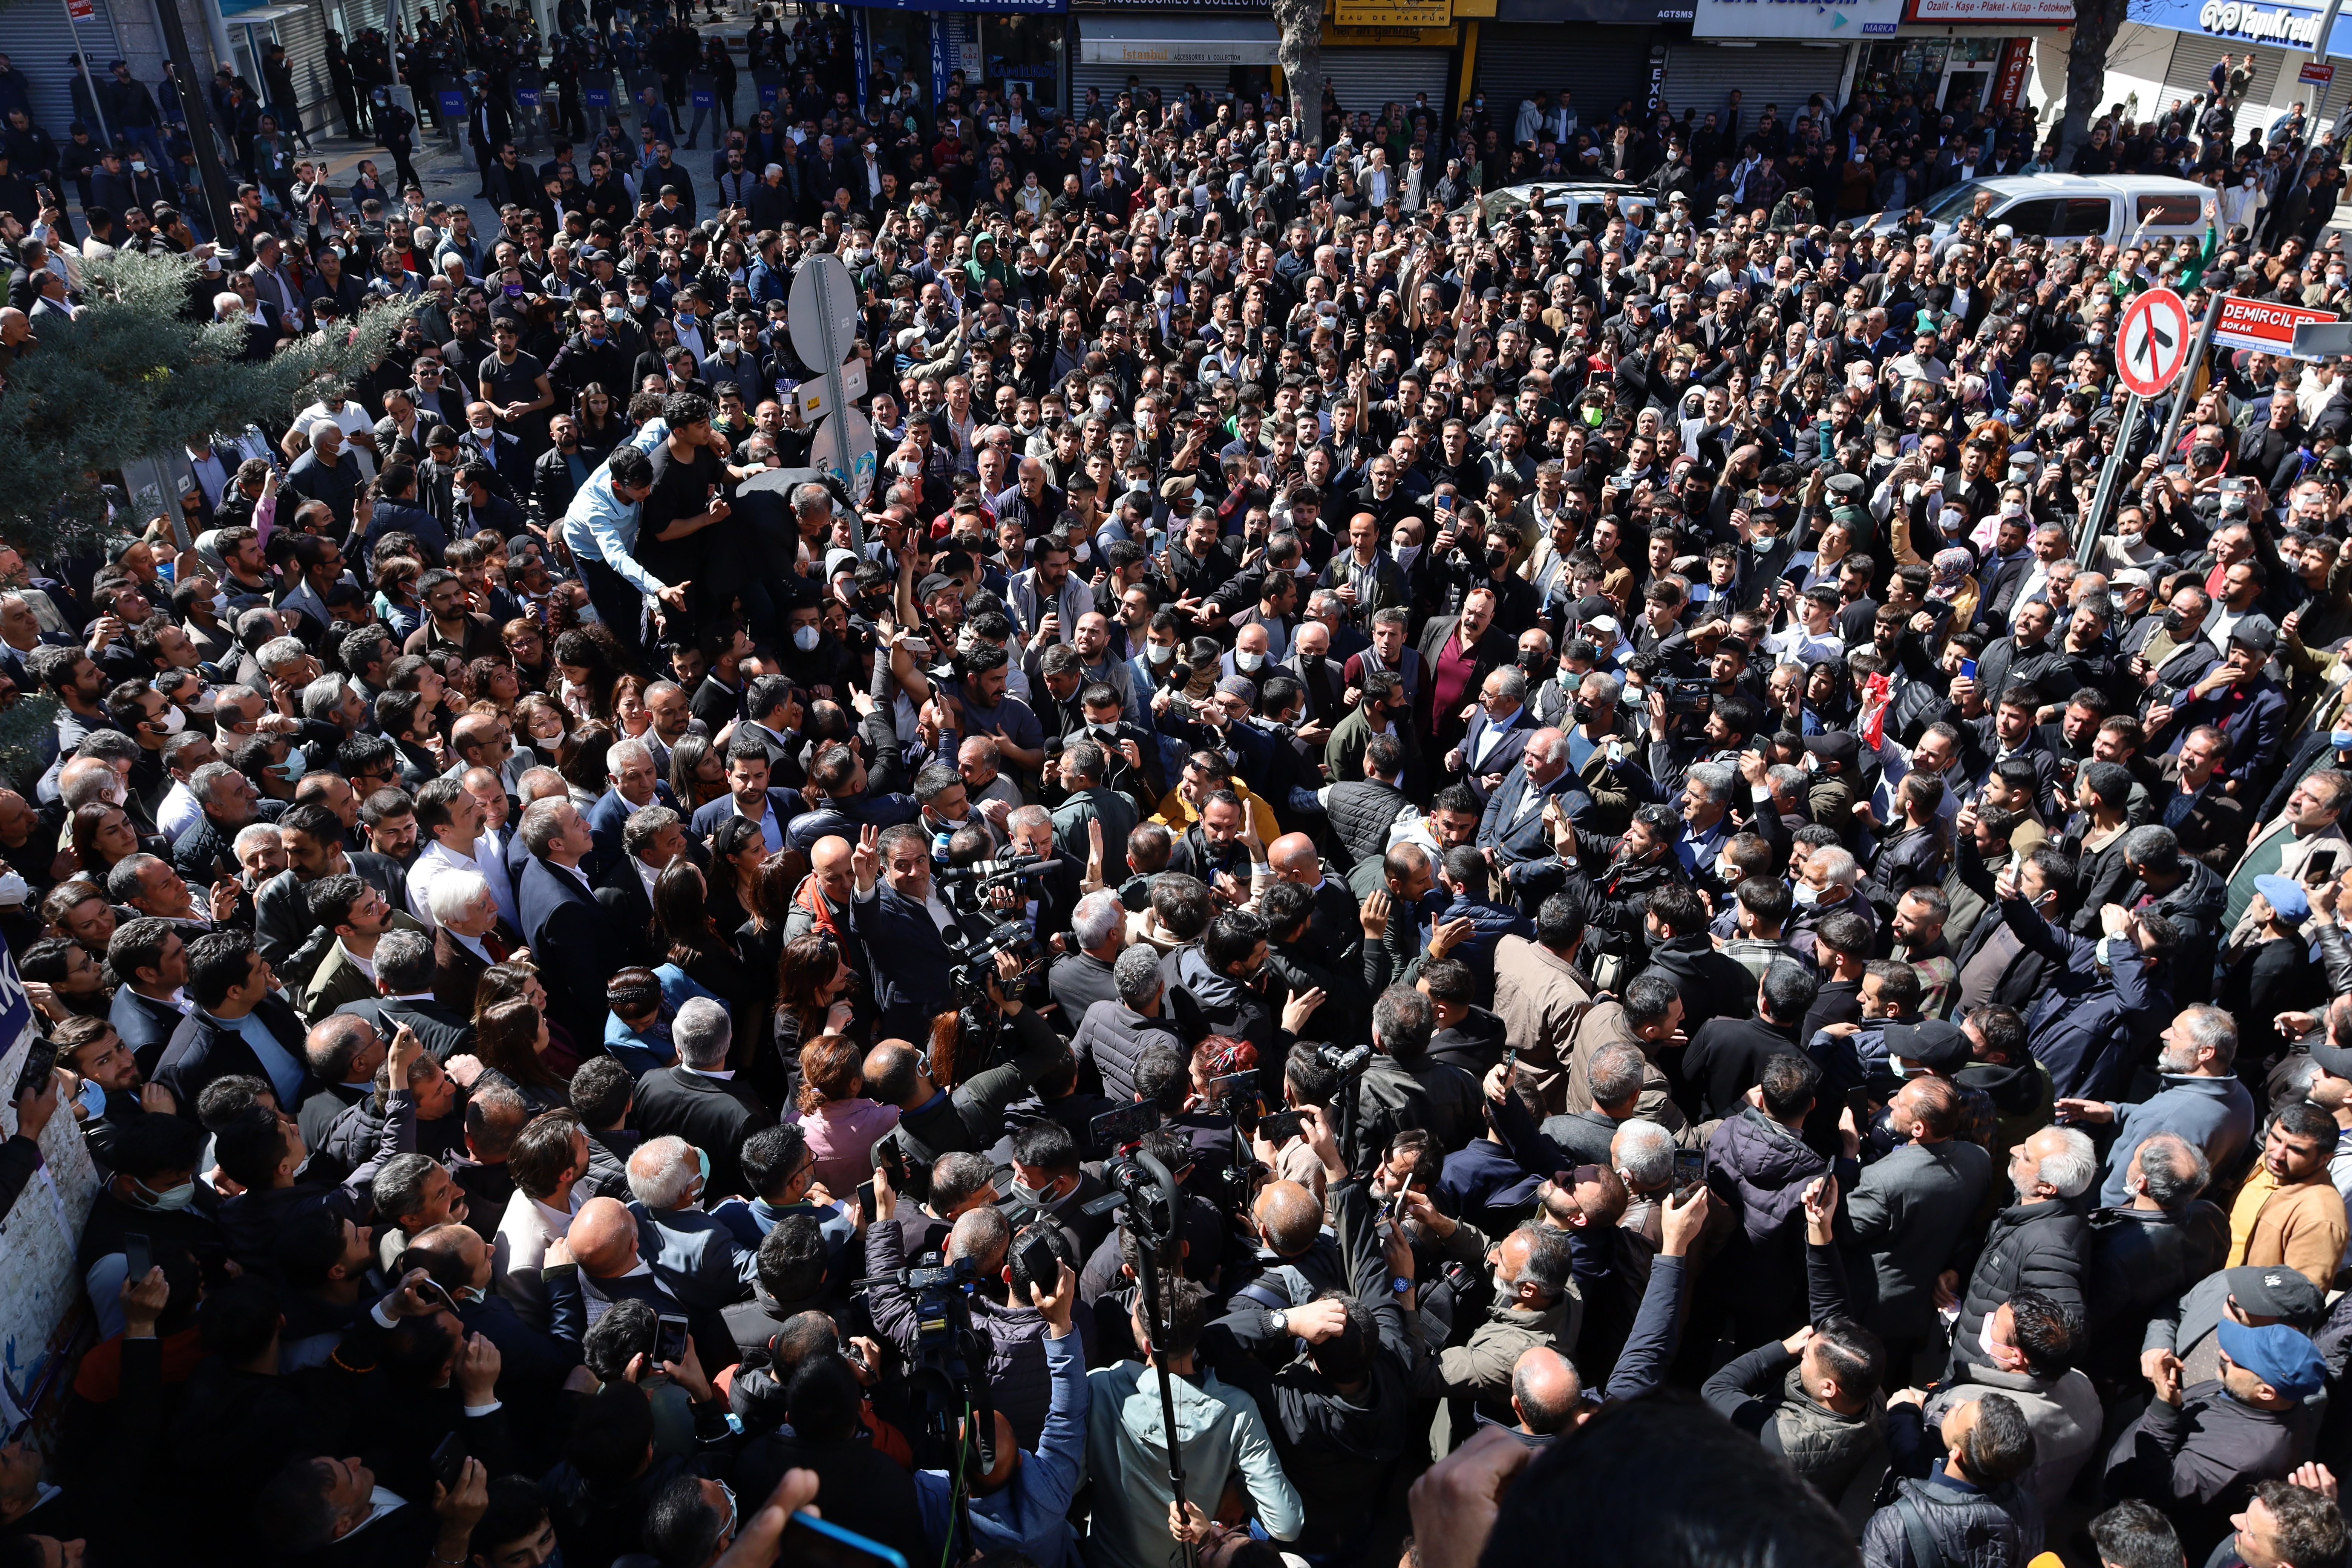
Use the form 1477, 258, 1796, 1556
1856, 174, 2217, 251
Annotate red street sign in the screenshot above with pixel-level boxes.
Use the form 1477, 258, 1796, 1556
66, 0, 93, 21
2117, 288, 2192, 397
2216, 295, 2341, 358
2302, 61, 2335, 86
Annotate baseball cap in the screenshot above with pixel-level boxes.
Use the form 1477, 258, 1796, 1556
1883, 1019, 1970, 1072
2230, 614, 2278, 655
2215, 1318, 2327, 1398
2225, 1264, 2328, 1322
2254, 874, 2312, 925
916, 573, 955, 600
1805, 732, 1859, 769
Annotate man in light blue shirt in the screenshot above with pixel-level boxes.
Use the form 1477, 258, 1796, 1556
559, 417, 686, 663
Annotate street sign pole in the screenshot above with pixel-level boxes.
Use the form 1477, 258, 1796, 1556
2076, 391, 2144, 565
2148, 289, 2226, 475
789, 253, 871, 553
2290, 0, 2348, 196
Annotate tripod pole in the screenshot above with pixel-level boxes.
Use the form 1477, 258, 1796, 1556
1134, 1242, 1198, 1568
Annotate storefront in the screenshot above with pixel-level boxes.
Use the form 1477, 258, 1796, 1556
1472, 0, 1659, 127
843, 0, 1072, 116
1068, 10, 1279, 108
219, 0, 339, 139
11, 0, 129, 141
2101, 0, 2352, 138
1850, 0, 2070, 119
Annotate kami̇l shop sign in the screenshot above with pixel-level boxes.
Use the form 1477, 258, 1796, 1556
2215, 296, 2341, 358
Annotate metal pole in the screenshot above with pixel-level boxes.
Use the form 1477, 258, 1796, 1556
2150, 289, 2227, 471
67, 14, 115, 151
809, 256, 867, 556
152, 0, 241, 244
2288, 0, 2347, 197
2077, 390, 2142, 564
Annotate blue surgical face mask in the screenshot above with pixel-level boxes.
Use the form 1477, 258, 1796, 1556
273, 745, 309, 784
2333, 729, 2352, 750
74, 1075, 110, 1121
696, 1145, 711, 1192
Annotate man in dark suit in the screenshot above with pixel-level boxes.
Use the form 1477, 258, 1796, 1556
107, 916, 196, 1076
254, 802, 411, 987
584, 737, 671, 883
429, 874, 525, 1015
630, 998, 774, 1201
592, 804, 686, 965
1416, 589, 1511, 767
334, 926, 477, 1061
515, 796, 641, 1049
686, 732, 806, 848
154, 929, 315, 1119
1450, 665, 1540, 804
848, 821, 972, 1042
1477, 730, 1596, 892
553, 1194, 730, 1370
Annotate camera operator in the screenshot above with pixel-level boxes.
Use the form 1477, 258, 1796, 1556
1201, 1103, 1418, 1560
862, 1162, 1075, 1450
907, 1248, 1089, 1568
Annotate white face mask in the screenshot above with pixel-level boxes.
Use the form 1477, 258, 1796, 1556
792, 625, 821, 652
154, 704, 188, 735
1147, 642, 1174, 665
1792, 882, 1822, 906
1236, 650, 1265, 672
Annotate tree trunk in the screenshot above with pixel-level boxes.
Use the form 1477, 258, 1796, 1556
1272, 0, 1323, 149
2058, 0, 2131, 156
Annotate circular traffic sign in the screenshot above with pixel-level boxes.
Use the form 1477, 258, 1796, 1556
788, 253, 860, 375
2118, 287, 2193, 398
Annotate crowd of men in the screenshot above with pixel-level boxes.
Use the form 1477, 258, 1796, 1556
17, 15, 2352, 1568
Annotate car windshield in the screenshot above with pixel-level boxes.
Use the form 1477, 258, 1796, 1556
1918, 179, 2001, 223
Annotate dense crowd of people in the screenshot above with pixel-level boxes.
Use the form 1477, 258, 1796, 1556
14, 11, 2352, 1568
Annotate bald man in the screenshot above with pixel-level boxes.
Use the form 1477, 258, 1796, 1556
1266, 832, 1360, 968
296, 1012, 389, 1155
1510, 1346, 1583, 1441
561, 1194, 710, 1358
1246, 1179, 1348, 1301
784, 835, 857, 946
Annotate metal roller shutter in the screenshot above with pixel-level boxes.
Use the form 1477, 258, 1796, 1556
2159, 33, 2280, 122
1070, 15, 1279, 105
1321, 48, 1453, 122
1660, 40, 1848, 123
9, 0, 127, 143
274, 2, 336, 137
1474, 24, 1648, 130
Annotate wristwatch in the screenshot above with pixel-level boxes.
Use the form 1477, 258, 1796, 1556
1269, 1308, 1289, 1336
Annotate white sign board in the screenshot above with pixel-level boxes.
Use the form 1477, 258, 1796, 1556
810, 408, 878, 506
788, 254, 860, 376
793, 358, 870, 423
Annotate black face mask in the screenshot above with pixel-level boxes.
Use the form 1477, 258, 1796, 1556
2162, 606, 2192, 634
1522, 651, 1556, 682
1570, 697, 1604, 725
1487, 547, 1513, 572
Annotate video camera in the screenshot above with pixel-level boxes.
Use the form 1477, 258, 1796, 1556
1317, 1042, 1373, 1077
1659, 676, 1715, 716
852, 1249, 997, 1545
